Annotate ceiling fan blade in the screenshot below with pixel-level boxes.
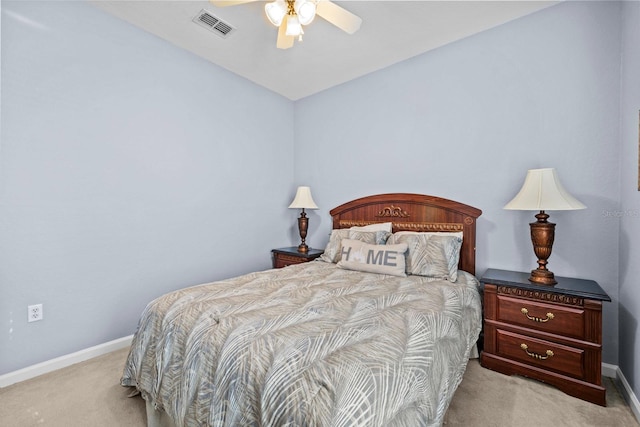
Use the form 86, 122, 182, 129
316, 1, 362, 35
277, 16, 294, 49
209, 0, 259, 7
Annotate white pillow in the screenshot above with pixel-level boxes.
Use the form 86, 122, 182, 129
392, 231, 463, 239
337, 239, 408, 277
350, 222, 393, 232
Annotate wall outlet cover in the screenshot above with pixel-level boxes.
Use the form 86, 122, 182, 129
28, 304, 43, 322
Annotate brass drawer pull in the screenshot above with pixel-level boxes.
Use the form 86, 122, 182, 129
521, 308, 554, 323
520, 343, 554, 360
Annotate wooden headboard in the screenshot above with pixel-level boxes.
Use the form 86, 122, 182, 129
330, 193, 482, 275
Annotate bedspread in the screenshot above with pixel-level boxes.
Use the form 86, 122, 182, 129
121, 261, 482, 427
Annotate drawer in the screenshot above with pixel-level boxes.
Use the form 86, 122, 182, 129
496, 295, 585, 340
496, 329, 585, 379
274, 254, 307, 268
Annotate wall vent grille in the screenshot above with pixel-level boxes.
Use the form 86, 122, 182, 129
193, 9, 236, 39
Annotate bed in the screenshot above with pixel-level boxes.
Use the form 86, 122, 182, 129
121, 193, 483, 427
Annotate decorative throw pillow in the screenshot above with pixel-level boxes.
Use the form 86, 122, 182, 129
337, 239, 408, 277
387, 232, 462, 281
319, 229, 350, 263
319, 229, 391, 263
348, 230, 391, 245
350, 222, 393, 232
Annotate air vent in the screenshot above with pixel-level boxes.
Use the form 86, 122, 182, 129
193, 9, 236, 39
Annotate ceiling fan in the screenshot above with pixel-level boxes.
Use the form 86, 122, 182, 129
210, 0, 362, 49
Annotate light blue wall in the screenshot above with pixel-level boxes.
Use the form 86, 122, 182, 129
0, 1, 294, 374
619, 0, 640, 401
295, 1, 622, 364
2, 0, 636, 388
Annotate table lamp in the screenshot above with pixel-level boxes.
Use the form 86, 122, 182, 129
288, 186, 318, 253
504, 168, 586, 285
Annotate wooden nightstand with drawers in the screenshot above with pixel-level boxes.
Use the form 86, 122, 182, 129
480, 268, 611, 406
271, 247, 324, 269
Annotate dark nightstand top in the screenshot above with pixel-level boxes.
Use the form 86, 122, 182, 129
480, 268, 611, 302
271, 247, 324, 259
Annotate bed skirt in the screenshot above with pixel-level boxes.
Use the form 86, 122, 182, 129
146, 401, 174, 427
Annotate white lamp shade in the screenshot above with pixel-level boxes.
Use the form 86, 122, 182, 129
289, 186, 318, 209
285, 14, 302, 36
504, 168, 586, 211
265, 0, 287, 26
294, 0, 316, 25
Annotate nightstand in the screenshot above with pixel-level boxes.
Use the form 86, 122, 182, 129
480, 268, 611, 406
271, 247, 324, 269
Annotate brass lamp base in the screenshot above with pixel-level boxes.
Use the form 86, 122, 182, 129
529, 268, 557, 286
297, 210, 309, 253
528, 210, 557, 286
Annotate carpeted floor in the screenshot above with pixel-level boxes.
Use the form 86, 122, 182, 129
0, 348, 638, 426
0, 348, 145, 427
443, 359, 639, 426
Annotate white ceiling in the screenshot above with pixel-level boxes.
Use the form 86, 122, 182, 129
91, 1, 557, 100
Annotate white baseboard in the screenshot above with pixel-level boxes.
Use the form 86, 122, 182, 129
602, 362, 618, 379
611, 364, 640, 424
0, 335, 133, 388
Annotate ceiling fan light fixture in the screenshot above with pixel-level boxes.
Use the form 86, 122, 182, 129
285, 14, 302, 36
294, 0, 316, 25
260, 0, 361, 48
265, 0, 287, 26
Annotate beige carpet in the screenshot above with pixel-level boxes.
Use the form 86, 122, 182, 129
443, 360, 639, 427
0, 348, 638, 426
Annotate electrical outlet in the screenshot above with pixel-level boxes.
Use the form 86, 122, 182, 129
28, 304, 43, 322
